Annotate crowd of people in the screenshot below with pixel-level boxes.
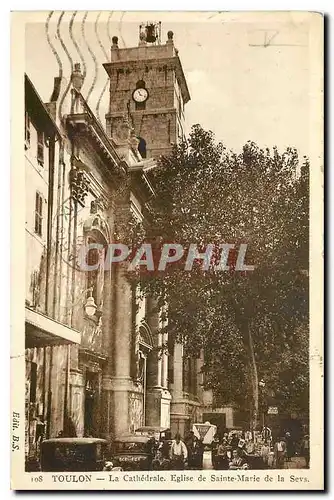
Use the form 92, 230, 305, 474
152, 431, 205, 470
211, 432, 254, 470
211, 430, 310, 470
151, 427, 310, 471
272, 432, 310, 469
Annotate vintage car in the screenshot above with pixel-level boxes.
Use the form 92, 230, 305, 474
40, 437, 109, 472
110, 435, 157, 471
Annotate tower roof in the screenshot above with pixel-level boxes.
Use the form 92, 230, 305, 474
103, 30, 191, 105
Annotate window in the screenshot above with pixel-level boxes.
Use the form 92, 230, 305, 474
138, 137, 147, 158
34, 192, 43, 237
37, 130, 44, 166
25, 111, 30, 148
29, 362, 37, 403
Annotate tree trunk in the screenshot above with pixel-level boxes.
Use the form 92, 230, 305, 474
238, 318, 259, 432
247, 327, 259, 432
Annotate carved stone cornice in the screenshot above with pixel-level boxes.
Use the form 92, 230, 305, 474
69, 166, 90, 207
66, 90, 128, 179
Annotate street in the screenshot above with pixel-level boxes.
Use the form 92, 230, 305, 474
202, 451, 308, 470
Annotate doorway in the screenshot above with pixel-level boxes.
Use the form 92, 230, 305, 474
84, 371, 99, 437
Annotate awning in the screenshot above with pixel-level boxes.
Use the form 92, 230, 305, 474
25, 307, 81, 348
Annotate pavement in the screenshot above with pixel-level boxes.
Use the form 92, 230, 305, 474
202, 452, 308, 470
284, 456, 308, 469
203, 450, 213, 469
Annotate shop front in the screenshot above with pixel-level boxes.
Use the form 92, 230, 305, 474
25, 307, 81, 470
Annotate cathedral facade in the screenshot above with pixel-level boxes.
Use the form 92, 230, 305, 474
25, 22, 205, 469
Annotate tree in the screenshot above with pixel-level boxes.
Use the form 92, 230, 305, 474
127, 124, 309, 429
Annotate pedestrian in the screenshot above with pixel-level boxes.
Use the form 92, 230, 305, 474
170, 433, 188, 470
185, 431, 195, 469
285, 431, 294, 462
260, 441, 270, 467
301, 434, 310, 468
230, 432, 239, 450
160, 436, 171, 460
238, 438, 254, 465
216, 438, 229, 470
273, 436, 286, 469
194, 437, 204, 469
245, 438, 255, 454
211, 433, 220, 469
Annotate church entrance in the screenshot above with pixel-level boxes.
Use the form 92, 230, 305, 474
84, 371, 99, 437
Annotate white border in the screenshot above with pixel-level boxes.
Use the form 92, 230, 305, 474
4, 1, 330, 498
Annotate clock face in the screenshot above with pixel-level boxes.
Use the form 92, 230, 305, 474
132, 88, 149, 103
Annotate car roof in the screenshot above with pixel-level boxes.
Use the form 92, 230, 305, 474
115, 435, 151, 443
42, 438, 108, 445
135, 426, 168, 432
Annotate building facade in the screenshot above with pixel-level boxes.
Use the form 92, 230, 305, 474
103, 25, 205, 438
25, 23, 207, 468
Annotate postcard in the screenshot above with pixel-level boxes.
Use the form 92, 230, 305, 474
11, 10, 323, 490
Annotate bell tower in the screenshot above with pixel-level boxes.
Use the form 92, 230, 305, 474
103, 23, 190, 159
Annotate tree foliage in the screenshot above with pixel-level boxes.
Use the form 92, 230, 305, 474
128, 124, 309, 425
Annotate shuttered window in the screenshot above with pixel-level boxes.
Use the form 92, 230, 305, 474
25, 111, 30, 148
37, 130, 44, 166
34, 192, 43, 236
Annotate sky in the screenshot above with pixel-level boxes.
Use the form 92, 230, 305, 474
25, 11, 315, 157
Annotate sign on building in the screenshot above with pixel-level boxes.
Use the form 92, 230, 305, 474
193, 422, 217, 444
267, 406, 278, 415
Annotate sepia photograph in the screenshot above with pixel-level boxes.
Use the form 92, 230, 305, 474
10, 9, 323, 490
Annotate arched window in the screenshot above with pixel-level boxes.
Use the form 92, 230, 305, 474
138, 137, 147, 158
86, 234, 107, 307
83, 212, 110, 313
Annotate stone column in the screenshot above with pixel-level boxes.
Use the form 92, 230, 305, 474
101, 259, 114, 440
162, 333, 168, 389
145, 297, 161, 389
173, 343, 183, 398
156, 333, 162, 388
109, 263, 134, 437
145, 298, 171, 428
145, 298, 162, 426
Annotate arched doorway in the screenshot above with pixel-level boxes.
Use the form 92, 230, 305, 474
80, 207, 111, 437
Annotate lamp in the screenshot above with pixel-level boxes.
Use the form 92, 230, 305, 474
84, 288, 97, 317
